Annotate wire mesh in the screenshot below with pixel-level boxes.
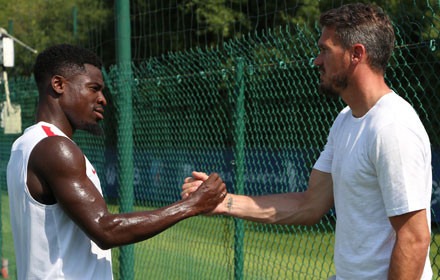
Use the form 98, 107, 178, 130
1, 1, 440, 279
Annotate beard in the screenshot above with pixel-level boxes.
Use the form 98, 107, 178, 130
82, 122, 104, 136
76, 122, 104, 136
67, 111, 105, 136
318, 70, 348, 99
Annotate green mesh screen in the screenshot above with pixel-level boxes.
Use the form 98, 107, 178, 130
1, 1, 440, 279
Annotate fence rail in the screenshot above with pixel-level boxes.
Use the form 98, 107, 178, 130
1, 1, 440, 279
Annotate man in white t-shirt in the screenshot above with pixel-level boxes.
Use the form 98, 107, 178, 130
182, 3, 432, 279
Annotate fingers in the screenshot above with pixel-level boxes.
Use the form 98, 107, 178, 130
181, 178, 204, 199
192, 171, 209, 181
204, 172, 219, 184
181, 172, 226, 203
220, 182, 227, 199
205, 173, 227, 197
181, 185, 200, 199
185, 172, 227, 215
184, 172, 221, 189
182, 179, 203, 191
183, 171, 208, 184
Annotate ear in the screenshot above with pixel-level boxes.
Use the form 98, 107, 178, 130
51, 75, 66, 95
351, 44, 366, 64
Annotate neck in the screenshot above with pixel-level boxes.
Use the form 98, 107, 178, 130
36, 105, 74, 138
341, 73, 391, 118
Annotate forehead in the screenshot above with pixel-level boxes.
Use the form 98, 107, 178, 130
317, 26, 341, 48
84, 64, 103, 81
70, 64, 104, 85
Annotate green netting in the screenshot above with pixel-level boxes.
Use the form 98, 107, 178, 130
1, 1, 440, 280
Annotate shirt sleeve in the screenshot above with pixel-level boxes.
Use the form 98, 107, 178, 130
313, 107, 349, 173
372, 122, 431, 217
313, 127, 334, 173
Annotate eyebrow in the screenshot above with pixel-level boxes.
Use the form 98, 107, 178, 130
87, 81, 105, 90
317, 42, 327, 49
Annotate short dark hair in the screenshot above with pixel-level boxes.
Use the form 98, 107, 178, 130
320, 3, 395, 72
33, 44, 102, 91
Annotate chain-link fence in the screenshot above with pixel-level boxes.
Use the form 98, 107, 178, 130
1, 1, 440, 279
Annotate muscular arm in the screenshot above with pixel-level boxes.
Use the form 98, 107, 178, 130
388, 209, 431, 279
183, 169, 334, 226
28, 137, 226, 249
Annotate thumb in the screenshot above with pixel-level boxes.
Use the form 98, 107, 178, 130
192, 171, 209, 181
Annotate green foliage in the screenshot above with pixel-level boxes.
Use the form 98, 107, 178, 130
182, 0, 250, 38
280, 0, 320, 27
0, 0, 112, 76
1, 2, 440, 279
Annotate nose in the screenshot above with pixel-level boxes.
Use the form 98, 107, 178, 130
97, 92, 107, 106
313, 54, 322, 67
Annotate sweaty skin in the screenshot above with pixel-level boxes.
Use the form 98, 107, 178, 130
27, 63, 227, 249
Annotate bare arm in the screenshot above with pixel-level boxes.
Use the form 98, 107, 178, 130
28, 137, 226, 249
388, 209, 431, 279
182, 169, 334, 226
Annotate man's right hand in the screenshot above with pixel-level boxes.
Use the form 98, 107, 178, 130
181, 171, 209, 199
184, 172, 226, 215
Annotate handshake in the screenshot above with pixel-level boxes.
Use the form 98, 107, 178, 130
181, 171, 228, 215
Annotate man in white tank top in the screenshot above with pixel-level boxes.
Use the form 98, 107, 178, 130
7, 44, 227, 279
182, 3, 432, 279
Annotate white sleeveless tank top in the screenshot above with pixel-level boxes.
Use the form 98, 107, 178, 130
7, 122, 112, 279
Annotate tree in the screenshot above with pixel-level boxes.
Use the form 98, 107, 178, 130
0, 0, 112, 76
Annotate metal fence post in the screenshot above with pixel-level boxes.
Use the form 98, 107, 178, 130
115, 0, 134, 279
233, 57, 246, 280
72, 6, 78, 42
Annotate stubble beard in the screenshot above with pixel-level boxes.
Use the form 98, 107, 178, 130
318, 71, 348, 99
76, 122, 104, 136
82, 122, 104, 136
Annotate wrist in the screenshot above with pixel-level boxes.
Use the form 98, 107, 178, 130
217, 194, 233, 215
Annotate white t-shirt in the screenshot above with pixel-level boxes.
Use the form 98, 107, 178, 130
7, 122, 113, 280
314, 92, 432, 279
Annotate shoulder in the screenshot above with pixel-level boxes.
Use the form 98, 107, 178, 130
373, 92, 418, 121
30, 136, 85, 174
34, 135, 81, 155
370, 93, 430, 153
329, 106, 351, 132
371, 92, 427, 135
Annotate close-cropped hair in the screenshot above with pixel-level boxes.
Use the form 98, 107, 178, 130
33, 44, 102, 90
319, 3, 395, 72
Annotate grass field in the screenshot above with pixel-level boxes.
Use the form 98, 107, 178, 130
1, 193, 15, 279
110, 204, 336, 279
1, 193, 439, 279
